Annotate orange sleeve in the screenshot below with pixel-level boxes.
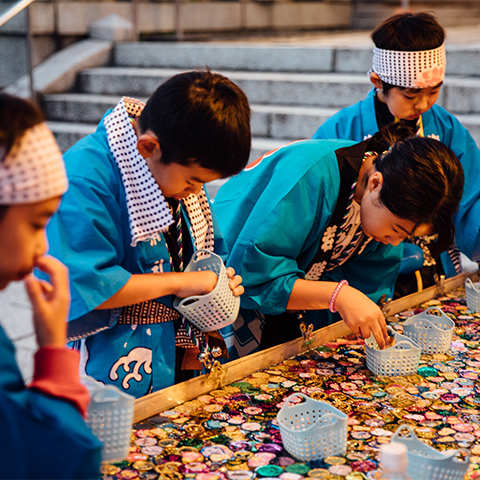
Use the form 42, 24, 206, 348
29, 346, 90, 417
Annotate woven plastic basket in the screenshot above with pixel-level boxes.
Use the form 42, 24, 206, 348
392, 425, 470, 480
173, 249, 240, 332
82, 376, 135, 463
465, 277, 480, 313
365, 327, 421, 376
277, 393, 347, 462
402, 306, 454, 355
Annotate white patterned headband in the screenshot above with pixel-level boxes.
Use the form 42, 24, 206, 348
0, 123, 68, 204
372, 44, 446, 89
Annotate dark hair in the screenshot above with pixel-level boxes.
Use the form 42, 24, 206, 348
372, 12, 446, 93
0, 93, 45, 220
138, 70, 251, 178
368, 123, 464, 253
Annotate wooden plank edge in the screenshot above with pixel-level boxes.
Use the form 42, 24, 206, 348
133, 271, 478, 422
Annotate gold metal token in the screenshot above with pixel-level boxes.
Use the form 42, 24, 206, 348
323, 456, 346, 465
307, 468, 331, 478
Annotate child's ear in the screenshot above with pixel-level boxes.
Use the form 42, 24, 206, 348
137, 134, 162, 160
369, 72, 383, 90
368, 171, 383, 192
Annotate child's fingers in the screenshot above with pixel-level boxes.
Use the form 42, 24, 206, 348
34, 256, 70, 294
226, 267, 236, 279
24, 275, 43, 306
228, 274, 243, 289
231, 285, 244, 297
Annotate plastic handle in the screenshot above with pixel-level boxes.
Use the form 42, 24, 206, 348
284, 393, 311, 408
392, 340, 418, 351
423, 306, 446, 317
392, 424, 415, 441
192, 248, 217, 263
451, 448, 470, 464
466, 277, 480, 293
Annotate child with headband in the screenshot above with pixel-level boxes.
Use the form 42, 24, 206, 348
313, 12, 480, 291
0, 93, 101, 478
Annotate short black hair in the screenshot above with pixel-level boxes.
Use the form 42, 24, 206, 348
138, 70, 251, 178
0, 93, 45, 219
372, 12, 446, 93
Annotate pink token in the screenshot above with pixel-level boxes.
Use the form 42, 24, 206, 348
453, 423, 474, 433
182, 451, 203, 463
196, 473, 226, 480
248, 456, 268, 468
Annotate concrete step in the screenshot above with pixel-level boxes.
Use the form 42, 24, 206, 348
113, 42, 480, 77
47, 120, 287, 163
77, 67, 372, 109
76, 67, 480, 115
42, 93, 336, 140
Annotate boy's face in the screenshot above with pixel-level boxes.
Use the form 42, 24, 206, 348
371, 73, 442, 121
0, 197, 60, 290
147, 156, 222, 199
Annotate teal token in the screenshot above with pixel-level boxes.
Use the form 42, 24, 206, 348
418, 366, 438, 377
256, 465, 284, 477
285, 463, 311, 474
372, 391, 387, 398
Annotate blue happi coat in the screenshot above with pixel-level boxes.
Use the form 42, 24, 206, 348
313, 88, 480, 266
214, 140, 402, 358
0, 325, 101, 479
45, 111, 228, 398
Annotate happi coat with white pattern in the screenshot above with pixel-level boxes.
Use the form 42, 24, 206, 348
214, 139, 402, 350
45, 98, 228, 398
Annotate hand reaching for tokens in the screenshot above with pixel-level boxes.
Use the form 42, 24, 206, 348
334, 285, 389, 349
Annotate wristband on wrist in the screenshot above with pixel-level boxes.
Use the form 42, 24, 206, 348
329, 280, 349, 313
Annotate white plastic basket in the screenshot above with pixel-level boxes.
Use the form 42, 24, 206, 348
465, 277, 480, 313
173, 249, 240, 332
365, 326, 421, 376
402, 306, 454, 355
82, 376, 135, 463
277, 393, 347, 462
392, 425, 470, 480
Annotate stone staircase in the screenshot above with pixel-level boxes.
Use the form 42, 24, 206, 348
42, 41, 480, 180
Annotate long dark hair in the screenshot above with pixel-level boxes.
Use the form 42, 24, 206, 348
0, 93, 45, 220
366, 122, 464, 253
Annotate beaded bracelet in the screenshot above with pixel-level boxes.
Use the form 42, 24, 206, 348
329, 280, 349, 313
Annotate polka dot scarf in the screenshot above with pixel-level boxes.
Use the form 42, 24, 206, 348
0, 123, 67, 204
104, 97, 214, 252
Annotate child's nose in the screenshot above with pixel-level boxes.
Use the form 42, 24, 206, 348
415, 95, 429, 112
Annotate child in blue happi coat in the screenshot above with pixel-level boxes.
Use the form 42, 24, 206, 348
0, 93, 101, 479
214, 123, 464, 353
313, 12, 480, 293
44, 71, 249, 398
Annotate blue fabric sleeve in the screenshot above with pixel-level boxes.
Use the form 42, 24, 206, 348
215, 142, 341, 315
0, 326, 101, 479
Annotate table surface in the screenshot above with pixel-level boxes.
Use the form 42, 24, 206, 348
99, 283, 480, 480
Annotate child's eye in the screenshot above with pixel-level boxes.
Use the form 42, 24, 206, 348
404, 95, 416, 100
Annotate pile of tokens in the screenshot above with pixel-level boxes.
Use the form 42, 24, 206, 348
100, 287, 480, 480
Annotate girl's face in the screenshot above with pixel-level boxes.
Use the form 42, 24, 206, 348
370, 73, 442, 121
0, 197, 60, 290
360, 173, 432, 246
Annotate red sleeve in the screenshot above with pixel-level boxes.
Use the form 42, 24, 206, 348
28, 346, 90, 417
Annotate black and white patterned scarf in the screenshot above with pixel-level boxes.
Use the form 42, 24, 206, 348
104, 97, 214, 251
